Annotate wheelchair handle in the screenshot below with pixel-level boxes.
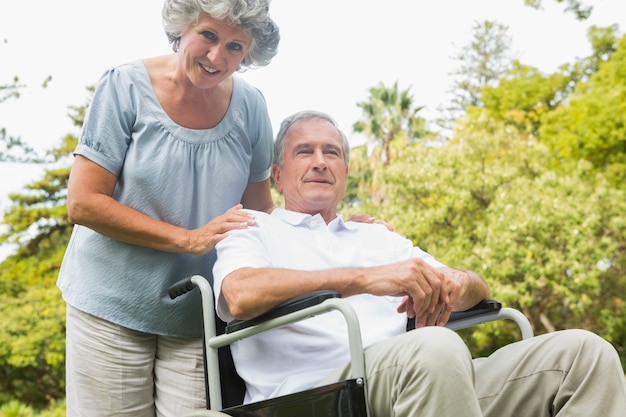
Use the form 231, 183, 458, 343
168, 277, 197, 299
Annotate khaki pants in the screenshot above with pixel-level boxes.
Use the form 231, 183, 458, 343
65, 304, 207, 417
323, 326, 626, 417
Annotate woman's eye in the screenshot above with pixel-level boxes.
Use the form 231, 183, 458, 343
228, 42, 244, 52
201, 31, 216, 41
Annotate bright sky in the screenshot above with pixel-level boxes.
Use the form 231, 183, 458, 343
0, 0, 624, 258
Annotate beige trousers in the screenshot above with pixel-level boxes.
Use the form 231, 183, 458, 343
65, 304, 207, 417
323, 326, 626, 417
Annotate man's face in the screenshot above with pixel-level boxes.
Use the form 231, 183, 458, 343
272, 118, 348, 221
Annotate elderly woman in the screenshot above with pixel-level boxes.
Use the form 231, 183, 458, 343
57, 1, 279, 416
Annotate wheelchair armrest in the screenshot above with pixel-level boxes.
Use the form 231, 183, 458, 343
205, 286, 365, 410
405, 299, 533, 340
225, 290, 341, 334
406, 299, 501, 330
445, 299, 534, 340
449, 299, 502, 321
229, 297, 513, 335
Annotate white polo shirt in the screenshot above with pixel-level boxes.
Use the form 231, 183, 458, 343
213, 208, 446, 403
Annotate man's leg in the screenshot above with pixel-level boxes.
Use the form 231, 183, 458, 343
474, 329, 626, 417
322, 326, 483, 417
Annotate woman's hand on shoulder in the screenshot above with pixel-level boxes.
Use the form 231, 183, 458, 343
348, 213, 395, 232
187, 205, 256, 256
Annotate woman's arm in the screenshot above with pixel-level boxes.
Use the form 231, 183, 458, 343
240, 179, 275, 214
67, 155, 254, 256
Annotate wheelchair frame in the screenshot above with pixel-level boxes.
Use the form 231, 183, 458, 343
170, 274, 534, 417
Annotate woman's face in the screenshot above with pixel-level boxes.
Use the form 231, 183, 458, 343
178, 14, 252, 89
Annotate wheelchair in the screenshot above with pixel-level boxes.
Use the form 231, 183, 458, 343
169, 275, 534, 417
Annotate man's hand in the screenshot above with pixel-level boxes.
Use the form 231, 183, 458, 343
361, 258, 449, 320
398, 269, 463, 328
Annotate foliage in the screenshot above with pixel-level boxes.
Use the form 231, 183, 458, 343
353, 81, 429, 165
0, 130, 44, 164
523, 0, 592, 20
539, 33, 626, 185
342, 118, 626, 365
0, 101, 83, 409
583, 24, 620, 76
1, 39, 52, 163
0, 160, 73, 407
470, 26, 620, 139
0, 286, 66, 407
2, 7, 626, 410
0, 399, 65, 417
439, 20, 514, 132
450, 20, 513, 110
480, 61, 571, 136
0, 71, 23, 104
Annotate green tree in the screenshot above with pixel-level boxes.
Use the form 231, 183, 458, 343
353, 80, 428, 166
451, 20, 513, 109
439, 20, 514, 133
539, 33, 626, 185
343, 117, 626, 365
0, 97, 84, 407
480, 61, 571, 136
462, 25, 620, 141
584, 24, 620, 75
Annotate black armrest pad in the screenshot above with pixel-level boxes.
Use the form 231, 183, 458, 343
448, 299, 502, 321
407, 299, 502, 330
225, 290, 341, 334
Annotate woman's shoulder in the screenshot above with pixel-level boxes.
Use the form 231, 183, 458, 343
94, 59, 152, 89
233, 74, 267, 105
141, 55, 175, 77
229, 74, 271, 132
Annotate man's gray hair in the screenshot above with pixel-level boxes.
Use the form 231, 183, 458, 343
273, 110, 350, 166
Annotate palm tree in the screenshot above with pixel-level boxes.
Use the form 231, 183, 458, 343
353, 80, 426, 166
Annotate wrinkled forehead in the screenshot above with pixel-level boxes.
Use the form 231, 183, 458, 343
286, 118, 343, 147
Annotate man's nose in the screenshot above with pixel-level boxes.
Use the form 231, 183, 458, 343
312, 150, 327, 170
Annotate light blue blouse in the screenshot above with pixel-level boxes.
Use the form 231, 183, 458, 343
57, 60, 273, 337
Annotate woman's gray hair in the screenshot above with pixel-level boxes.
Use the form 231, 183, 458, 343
162, 0, 280, 70
274, 110, 351, 166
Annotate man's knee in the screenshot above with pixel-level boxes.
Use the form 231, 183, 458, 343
544, 329, 614, 355
559, 329, 621, 365
393, 326, 473, 371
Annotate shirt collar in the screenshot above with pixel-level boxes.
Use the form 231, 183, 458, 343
272, 207, 354, 230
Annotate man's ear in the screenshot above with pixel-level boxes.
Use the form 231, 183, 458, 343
271, 164, 283, 192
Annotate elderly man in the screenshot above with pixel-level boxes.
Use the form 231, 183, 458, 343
213, 110, 626, 416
